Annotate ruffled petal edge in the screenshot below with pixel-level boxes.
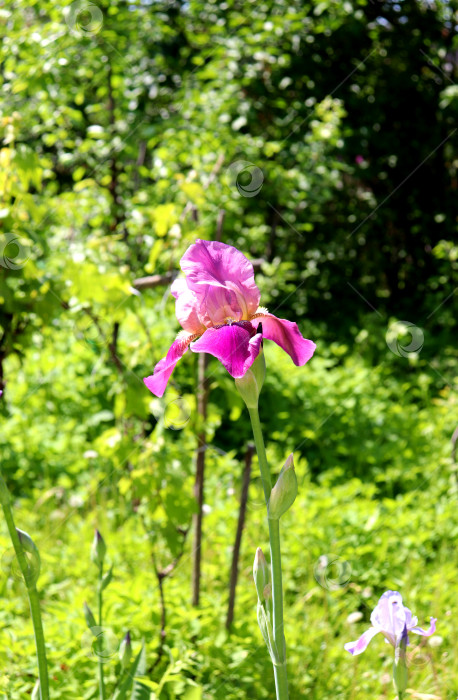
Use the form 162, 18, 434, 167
410, 617, 437, 637
250, 313, 316, 366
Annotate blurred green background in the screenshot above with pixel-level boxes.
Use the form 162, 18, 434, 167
0, 0, 457, 697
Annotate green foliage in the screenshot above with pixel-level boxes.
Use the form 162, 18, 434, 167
0, 435, 456, 698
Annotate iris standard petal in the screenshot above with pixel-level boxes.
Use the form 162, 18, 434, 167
180, 239, 261, 323
344, 627, 380, 656
171, 278, 206, 334
251, 313, 316, 366
370, 591, 407, 641
403, 607, 417, 629
195, 284, 244, 326
410, 618, 437, 637
144, 335, 191, 398
190, 322, 263, 378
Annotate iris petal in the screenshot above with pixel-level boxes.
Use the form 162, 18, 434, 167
250, 313, 316, 366
344, 627, 380, 656
171, 278, 205, 335
144, 335, 191, 398
410, 618, 437, 637
191, 322, 262, 378
180, 239, 261, 325
370, 591, 407, 640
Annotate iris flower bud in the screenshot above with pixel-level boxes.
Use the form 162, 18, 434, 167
235, 349, 266, 409
119, 630, 132, 669
268, 454, 298, 520
90, 529, 106, 570
16, 528, 41, 586
253, 547, 269, 601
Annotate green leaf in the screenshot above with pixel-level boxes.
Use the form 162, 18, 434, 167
112, 642, 148, 700
131, 642, 149, 700
100, 565, 113, 592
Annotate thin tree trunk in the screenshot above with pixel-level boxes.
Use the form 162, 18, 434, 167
216, 209, 225, 240
191, 352, 209, 606
226, 442, 255, 629
107, 63, 124, 233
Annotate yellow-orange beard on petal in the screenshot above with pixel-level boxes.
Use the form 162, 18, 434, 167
174, 306, 269, 348
249, 306, 269, 320
175, 329, 203, 346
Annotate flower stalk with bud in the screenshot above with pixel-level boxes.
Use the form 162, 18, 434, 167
89, 529, 113, 700
119, 631, 132, 670
0, 471, 49, 700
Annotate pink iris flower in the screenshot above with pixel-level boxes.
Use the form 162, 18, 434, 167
345, 591, 437, 656
144, 239, 316, 397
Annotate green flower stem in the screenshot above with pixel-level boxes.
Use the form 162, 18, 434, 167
98, 568, 106, 700
248, 407, 289, 700
0, 471, 49, 700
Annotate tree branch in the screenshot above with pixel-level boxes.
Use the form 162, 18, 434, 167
226, 443, 255, 629
133, 259, 265, 291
